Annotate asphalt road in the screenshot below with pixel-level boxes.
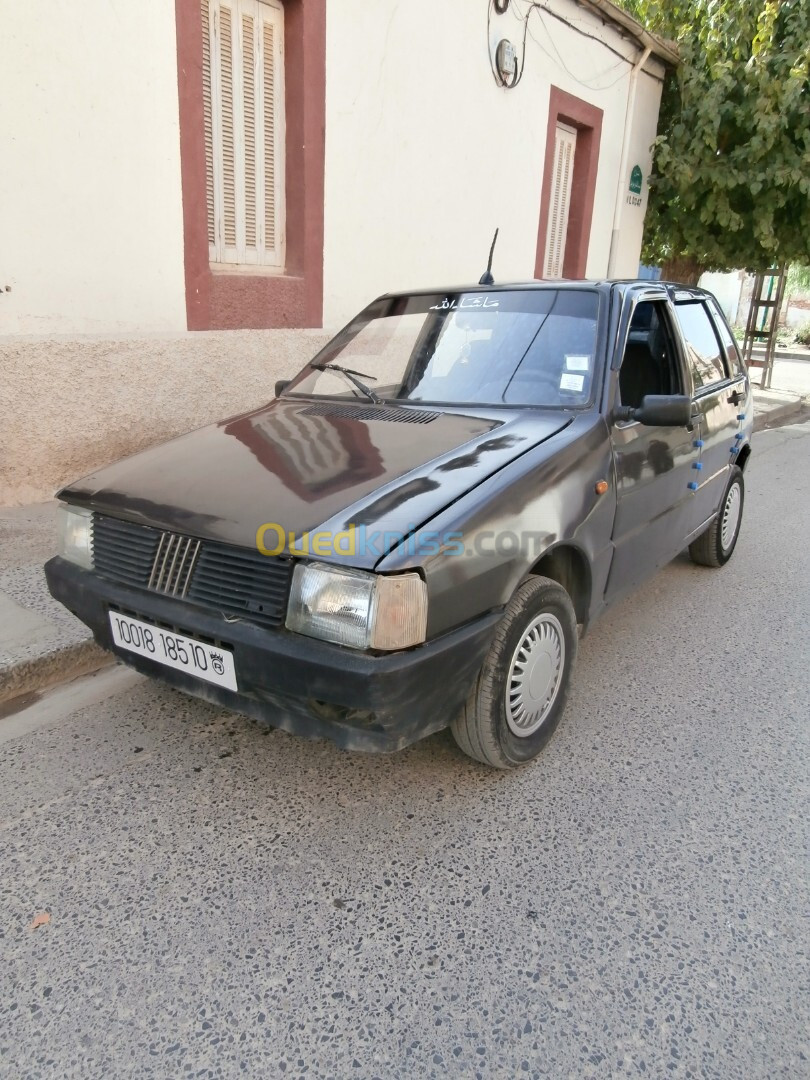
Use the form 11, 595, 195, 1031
1, 422, 808, 1080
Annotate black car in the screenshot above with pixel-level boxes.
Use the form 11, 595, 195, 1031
46, 280, 752, 768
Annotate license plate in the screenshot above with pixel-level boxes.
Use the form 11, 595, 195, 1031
108, 612, 238, 692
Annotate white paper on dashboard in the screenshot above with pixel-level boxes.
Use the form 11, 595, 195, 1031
560, 373, 585, 392
565, 355, 591, 371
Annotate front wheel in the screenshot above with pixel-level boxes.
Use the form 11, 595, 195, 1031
451, 576, 577, 769
689, 465, 744, 567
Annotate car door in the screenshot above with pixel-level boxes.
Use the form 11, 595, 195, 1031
605, 297, 698, 604
670, 296, 743, 531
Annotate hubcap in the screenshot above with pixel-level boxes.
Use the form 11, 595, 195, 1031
721, 482, 742, 551
506, 613, 565, 737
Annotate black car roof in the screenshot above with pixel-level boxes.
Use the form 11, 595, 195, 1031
379, 280, 711, 302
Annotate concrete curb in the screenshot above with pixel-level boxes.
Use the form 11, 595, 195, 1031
752, 396, 810, 432
750, 348, 810, 364
0, 639, 112, 706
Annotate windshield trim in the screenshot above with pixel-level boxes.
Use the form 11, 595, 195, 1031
281, 390, 591, 414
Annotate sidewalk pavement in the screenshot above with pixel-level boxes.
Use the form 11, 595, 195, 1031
0, 504, 109, 705
2, 379, 809, 707
749, 355, 810, 401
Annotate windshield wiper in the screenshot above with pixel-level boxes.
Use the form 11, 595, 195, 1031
310, 362, 383, 404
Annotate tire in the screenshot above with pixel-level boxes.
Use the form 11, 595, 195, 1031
689, 465, 744, 568
451, 576, 577, 769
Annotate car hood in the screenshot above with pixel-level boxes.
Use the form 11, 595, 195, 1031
60, 399, 572, 569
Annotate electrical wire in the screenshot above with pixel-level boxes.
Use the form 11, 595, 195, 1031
488, 0, 665, 92
487, 0, 530, 87
490, 0, 624, 91
531, 6, 666, 88
523, 0, 632, 90
527, 14, 633, 91
530, 1, 635, 66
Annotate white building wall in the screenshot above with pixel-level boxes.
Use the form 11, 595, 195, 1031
0, 0, 187, 335
699, 271, 745, 324
608, 66, 667, 277
322, 0, 666, 328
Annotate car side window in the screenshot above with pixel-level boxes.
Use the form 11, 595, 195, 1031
706, 297, 743, 376
617, 301, 683, 410
673, 301, 729, 390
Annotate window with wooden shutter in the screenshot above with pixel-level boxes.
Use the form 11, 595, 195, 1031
543, 123, 577, 279
202, 0, 285, 268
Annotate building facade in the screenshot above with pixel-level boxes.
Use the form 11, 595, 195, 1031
0, 0, 675, 501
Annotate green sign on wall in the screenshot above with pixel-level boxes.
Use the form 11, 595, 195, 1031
629, 165, 643, 195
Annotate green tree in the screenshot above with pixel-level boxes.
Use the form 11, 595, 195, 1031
786, 263, 810, 295
621, 0, 810, 283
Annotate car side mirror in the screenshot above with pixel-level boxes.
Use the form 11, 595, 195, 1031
614, 394, 692, 428
275, 379, 291, 398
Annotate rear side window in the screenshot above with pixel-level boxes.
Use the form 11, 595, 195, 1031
706, 297, 743, 376
673, 302, 729, 390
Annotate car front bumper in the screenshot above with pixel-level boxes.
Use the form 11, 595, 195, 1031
45, 557, 500, 753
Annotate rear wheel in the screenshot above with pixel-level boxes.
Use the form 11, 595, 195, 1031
689, 465, 744, 568
451, 576, 577, 769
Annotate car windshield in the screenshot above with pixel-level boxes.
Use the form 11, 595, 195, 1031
288, 289, 600, 407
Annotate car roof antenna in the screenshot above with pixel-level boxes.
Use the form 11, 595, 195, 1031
479, 228, 499, 286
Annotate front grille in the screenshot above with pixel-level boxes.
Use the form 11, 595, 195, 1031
91, 514, 293, 629
92, 515, 160, 589
186, 542, 292, 628
301, 403, 439, 424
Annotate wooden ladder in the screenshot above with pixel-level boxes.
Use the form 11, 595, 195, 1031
741, 266, 787, 389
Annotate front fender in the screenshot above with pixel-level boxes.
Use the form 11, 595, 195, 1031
379, 415, 616, 638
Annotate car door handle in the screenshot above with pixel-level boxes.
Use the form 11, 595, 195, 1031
728, 389, 744, 406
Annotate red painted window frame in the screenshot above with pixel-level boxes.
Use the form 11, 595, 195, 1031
174, 0, 325, 329
535, 87, 603, 280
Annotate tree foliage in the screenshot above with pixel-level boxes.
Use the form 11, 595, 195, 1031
620, 0, 810, 276
786, 263, 810, 295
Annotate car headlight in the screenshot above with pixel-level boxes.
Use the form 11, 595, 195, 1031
57, 504, 93, 569
286, 562, 428, 651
